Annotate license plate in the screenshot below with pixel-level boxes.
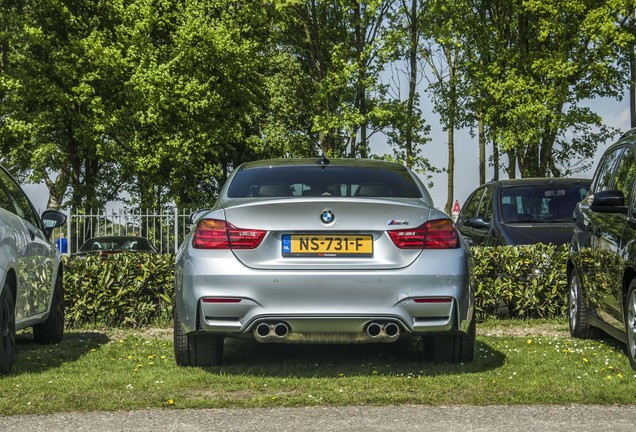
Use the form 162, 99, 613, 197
282, 234, 373, 257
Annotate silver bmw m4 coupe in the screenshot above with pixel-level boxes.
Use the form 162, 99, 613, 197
174, 157, 475, 366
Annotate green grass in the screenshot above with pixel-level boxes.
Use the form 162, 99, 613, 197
1, 319, 635, 415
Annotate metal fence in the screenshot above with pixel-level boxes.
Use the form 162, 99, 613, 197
54, 208, 195, 255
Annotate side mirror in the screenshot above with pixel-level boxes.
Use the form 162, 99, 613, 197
590, 190, 628, 214
41, 210, 67, 231
467, 216, 490, 229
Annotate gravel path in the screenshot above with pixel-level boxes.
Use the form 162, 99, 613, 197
3, 405, 636, 432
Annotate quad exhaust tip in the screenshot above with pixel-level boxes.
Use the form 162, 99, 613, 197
254, 322, 290, 340
365, 321, 401, 340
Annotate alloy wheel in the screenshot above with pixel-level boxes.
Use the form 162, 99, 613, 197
627, 287, 636, 364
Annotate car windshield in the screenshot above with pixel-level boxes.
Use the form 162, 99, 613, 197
226, 165, 424, 199
79, 237, 153, 252
501, 184, 589, 223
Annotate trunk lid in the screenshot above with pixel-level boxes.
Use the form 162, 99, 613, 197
220, 197, 436, 270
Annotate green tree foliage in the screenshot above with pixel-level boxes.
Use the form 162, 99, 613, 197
0, 0, 633, 210
0, 0, 122, 210
463, 0, 630, 178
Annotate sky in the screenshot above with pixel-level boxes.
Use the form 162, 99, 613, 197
22, 96, 632, 214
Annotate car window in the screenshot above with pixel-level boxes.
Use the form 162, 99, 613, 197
501, 184, 589, 222
476, 186, 493, 222
0, 180, 13, 212
612, 145, 636, 204
0, 167, 41, 228
593, 146, 625, 193
458, 188, 485, 224
227, 165, 423, 199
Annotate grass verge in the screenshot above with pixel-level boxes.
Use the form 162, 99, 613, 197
1, 319, 634, 415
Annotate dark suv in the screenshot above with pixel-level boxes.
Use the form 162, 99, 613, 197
456, 178, 590, 247
568, 129, 636, 369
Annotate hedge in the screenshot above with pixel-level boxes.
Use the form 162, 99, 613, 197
63, 253, 175, 328
62, 244, 569, 328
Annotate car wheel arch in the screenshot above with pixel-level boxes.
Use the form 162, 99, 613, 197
3, 268, 17, 303
623, 268, 636, 308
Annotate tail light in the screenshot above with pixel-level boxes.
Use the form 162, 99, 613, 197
388, 219, 459, 249
193, 219, 266, 249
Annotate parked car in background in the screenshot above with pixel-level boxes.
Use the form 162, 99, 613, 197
455, 178, 590, 247
0, 164, 67, 375
568, 129, 636, 369
174, 157, 475, 366
75, 235, 157, 257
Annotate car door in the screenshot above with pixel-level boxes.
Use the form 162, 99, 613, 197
603, 144, 636, 330
588, 145, 634, 330
575, 145, 625, 317
0, 168, 54, 321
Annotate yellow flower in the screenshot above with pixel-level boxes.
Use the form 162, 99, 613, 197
583, 358, 589, 363
527, 339, 532, 344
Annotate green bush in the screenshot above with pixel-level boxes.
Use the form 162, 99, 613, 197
62, 245, 570, 328
472, 244, 569, 320
63, 253, 175, 328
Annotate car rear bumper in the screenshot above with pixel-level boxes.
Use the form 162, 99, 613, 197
175, 249, 474, 341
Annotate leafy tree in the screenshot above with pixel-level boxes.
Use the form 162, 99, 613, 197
466, 0, 629, 178
0, 0, 122, 210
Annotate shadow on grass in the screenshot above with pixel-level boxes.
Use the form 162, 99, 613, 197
11, 329, 110, 376
205, 337, 505, 377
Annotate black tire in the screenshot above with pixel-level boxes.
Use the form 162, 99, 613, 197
624, 279, 636, 370
0, 286, 16, 375
425, 318, 476, 364
33, 273, 64, 344
174, 308, 223, 367
568, 268, 598, 339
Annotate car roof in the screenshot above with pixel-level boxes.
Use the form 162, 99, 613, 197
482, 177, 591, 188
84, 236, 147, 241
237, 157, 408, 171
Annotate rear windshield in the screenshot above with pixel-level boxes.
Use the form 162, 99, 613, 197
79, 237, 154, 252
500, 184, 589, 222
226, 165, 424, 199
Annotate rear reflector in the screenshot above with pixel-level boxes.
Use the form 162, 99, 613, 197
201, 298, 242, 303
193, 219, 265, 249
388, 219, 459, 249
413, 297, 453, 303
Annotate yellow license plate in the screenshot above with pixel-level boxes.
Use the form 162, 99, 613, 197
282, 234, 373, 257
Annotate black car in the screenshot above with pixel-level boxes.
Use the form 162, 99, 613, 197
75, 235, 157, 257
568, 129, 636, 369
456, 178, 590, 247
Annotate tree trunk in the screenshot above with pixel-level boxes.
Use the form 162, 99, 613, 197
445, 127, 455, 214
45, 170, 68, 211
631, 11, 636, 129
404, 0, 418, 167
478, 112, 485, 185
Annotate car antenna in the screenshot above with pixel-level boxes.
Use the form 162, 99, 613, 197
317, 154, 330, 170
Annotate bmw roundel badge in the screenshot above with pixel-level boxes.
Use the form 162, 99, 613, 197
320, 209, 334, 224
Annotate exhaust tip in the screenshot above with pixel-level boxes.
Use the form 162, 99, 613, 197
256, 323, 271, 337
366, 322, 382, 337
384, 322, 400, 337
274, 323, 289, 337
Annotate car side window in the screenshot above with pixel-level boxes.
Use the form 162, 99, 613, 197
476, 186, 493, 222
0, 180, 13, 212
458, 188, 484, 225
593, 146, 624, 193
0, 167, 41, 228
613, 145, 636, 204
